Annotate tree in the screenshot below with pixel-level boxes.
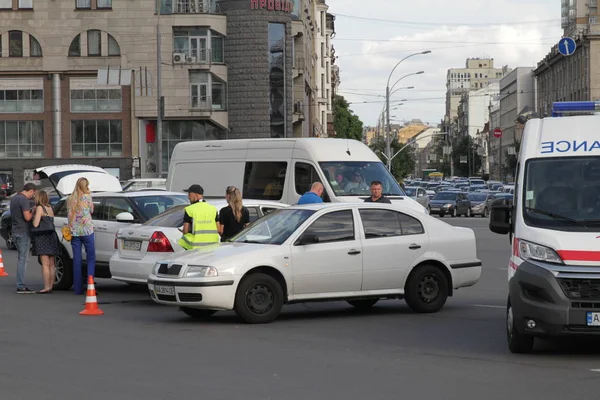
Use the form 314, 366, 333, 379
369, 136, 415, 180
332, 95, 363, 141
450, 135, 482, 177
503, 139, 521, 179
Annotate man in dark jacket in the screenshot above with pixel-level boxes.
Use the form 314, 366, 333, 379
364, 181, 392, 203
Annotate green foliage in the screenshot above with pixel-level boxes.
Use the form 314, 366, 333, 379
369, 136, 416, 180
332, 95, 363, 141
504, 139, 521, 176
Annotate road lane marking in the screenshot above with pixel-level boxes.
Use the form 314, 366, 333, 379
590, 369, 600, 373
471, 305, 505, 309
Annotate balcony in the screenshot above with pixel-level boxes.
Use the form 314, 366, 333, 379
173, 49, 212, 67
158, 0, 217, 14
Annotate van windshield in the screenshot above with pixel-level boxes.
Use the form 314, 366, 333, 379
524, 157, 600, 231
319, 161, 405, 197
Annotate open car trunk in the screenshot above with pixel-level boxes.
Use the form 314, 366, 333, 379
34, 165, 122, 197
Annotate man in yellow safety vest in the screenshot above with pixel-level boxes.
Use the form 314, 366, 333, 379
178, 184, 220, 250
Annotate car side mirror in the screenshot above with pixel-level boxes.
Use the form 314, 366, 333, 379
489, 198, 513, 235
115, 212, 135, 223
296, 234, 320, 246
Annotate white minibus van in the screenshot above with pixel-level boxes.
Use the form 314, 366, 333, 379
490, 101, 600, 353
166, 138, 429, 214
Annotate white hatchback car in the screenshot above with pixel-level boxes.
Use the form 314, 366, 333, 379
110, 199, 287, 284
147, 203, 482, 324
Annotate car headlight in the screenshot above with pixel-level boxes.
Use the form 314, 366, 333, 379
473, 203, 483, 209
444, 203, 453, 208
517, 239, 563, 264
185, 266, 218, 278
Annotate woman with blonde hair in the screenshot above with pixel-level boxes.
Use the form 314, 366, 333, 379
31, 190, 60, 294
67, 177, 96, 295
218, 186, 250, 242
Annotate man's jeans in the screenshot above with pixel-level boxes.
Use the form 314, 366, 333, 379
14, 234, 31, 289
71, 234, 95, 295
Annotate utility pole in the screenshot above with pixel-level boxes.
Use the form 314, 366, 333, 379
385, 85, 391, 171
156, 0, 164, 178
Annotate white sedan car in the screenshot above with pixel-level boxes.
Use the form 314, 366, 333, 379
110, 199, 286, 284
147, 203, 482, 324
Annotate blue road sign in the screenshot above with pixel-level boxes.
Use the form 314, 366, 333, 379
558, 37, 577, 56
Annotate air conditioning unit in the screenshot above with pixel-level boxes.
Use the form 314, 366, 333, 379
173, 53, 185, 64
186, 56, 197, 64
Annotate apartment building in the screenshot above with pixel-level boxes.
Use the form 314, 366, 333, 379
312, 0, 332, 137
0, 0, 335, 183
562, 0, 600, 38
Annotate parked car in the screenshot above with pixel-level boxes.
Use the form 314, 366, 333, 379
0, 173, 14, 199
110, 199, 287, 285
121, 178, 166, 192
466, 193, 496, 217
147, 203, 482, 323
429, 192, 472, 217
426, 190, 436, 200
403, 186, 430, 212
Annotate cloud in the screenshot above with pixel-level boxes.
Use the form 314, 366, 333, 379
327, 0, 563, 126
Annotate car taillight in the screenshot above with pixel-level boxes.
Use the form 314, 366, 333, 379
114, 234, 118, 250
147, 231, 174, 252
0, 184, 6, 189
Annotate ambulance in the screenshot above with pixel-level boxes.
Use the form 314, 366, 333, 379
490, 101, 600, 353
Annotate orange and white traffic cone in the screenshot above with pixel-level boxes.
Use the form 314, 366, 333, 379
79, 275, 103, 316
0, 249, 8, 277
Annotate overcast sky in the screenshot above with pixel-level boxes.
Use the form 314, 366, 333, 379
326, 0, 563, 127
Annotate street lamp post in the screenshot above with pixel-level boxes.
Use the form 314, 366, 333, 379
384, 50, 430, 171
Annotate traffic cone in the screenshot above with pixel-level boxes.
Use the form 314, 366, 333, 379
0, 249, 8, 277
79, 275, 103, 316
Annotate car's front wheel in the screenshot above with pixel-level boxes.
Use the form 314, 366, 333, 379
180, 307, 217, 319
483, 207, 489, 217
234, 273, 284, 324
506, 299, 534, 353
405, 265, 449, 313
347, 299, 379, 309
53, 249, 74, 291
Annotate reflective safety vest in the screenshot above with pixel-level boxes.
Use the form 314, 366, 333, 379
178, 201, 220, 250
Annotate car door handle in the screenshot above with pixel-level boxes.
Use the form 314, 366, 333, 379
95, 225, 108, 231
348, 249, 361, 255
409, 244, 421, 250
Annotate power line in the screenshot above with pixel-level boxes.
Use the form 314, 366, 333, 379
333, 37, 559, 44
332, 13, 560, 27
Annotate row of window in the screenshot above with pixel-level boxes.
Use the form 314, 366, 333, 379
0, 31, 42, 57
0, 0, 111, 9
69, 31, 121, 57
0, 88, 124, 114
0, 89, 43, 113
0, 119, 123, 158
2, 0, 218, 12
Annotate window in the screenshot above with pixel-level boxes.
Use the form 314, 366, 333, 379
97, 0, 111, 8
30, 35, 42, 57
104, 198, 134, 221
211, 78, 225, 110
87, 30, 101, 56
189, 71, 226, 110
300, 210, 355, 244
243, 161, 287, 200
160, 120, 225, 168
268, 23, 286, 138
108, 34, 120, 56
319, 162, 405, 197
69, 34, 81, 56
91, 199, 105, 220
0, 121, 44, 158
0, 0, 11, 8
130, 194, 189, 220
55, 200, 68, 218
9, 31, 22, 57
76, 0, 91, 8
359, 209, 424, 238
173, 27, 209, 62
70, 88, 122, 112
295, 162, 321, 195
247, 207, 260, 223
70, 120, 122, 157
0, 89, 43, 113
590, 16, 598, 24
211, 35, 224, 63
18, 0, 32, 8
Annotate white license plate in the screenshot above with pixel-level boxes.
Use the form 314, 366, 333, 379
154, 285, 175, 296
123, 240, 142, 251
587, 312, 600, 326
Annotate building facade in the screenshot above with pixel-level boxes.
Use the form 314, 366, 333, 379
0, 0, 335, 184
562, 0, 600, 38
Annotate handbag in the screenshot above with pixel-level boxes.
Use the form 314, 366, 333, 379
31, 215, 55, 236
61, 225, 72, 242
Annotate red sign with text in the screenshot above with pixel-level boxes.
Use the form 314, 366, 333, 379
493, 128, 502, 138
250, 0, 294, 12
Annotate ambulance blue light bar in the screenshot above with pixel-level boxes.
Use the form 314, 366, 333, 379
552, 101, 600, 116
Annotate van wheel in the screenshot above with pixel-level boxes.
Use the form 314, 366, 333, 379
405, 265, 448, 313
507, 299, 534, 353
234, 273, 283, 324
180, 307, 217, 319
53, 249, 74, 291
347, 299, 379, 309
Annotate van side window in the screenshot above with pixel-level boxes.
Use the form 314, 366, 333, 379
295, 162, 321, 195
243, 162, 287, 201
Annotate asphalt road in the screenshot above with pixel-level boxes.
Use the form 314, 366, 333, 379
1, 217, 600, 400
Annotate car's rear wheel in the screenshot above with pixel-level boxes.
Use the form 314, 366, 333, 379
53, 249, 74, 291
405, 265, 449, 313
347, 299, 379, 309
234, 273, 283, 324
506, 299, 534, 353
180, 307, 217, 319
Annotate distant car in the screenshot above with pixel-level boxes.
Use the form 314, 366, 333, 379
429, 192, 472, 218
0, 173, 14, 199
467, 193, 496, 217
403, 186, 430, 212
148, 203, 482, 324
426, 190, 436, 200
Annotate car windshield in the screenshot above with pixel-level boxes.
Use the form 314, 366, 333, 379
144, 205, 187, 227
433, 192, 458, 200
232, 209, 315, 245
523, 157, 600, 231
404, 188, 416, 196
131, 195, 189, 220
319, 161, 405, 197
467, 194, 487, 202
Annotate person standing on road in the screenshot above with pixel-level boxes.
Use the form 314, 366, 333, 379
364, 181, 392, 204
31, 190, 60, 294
10, 183, 38, 293
67, 177, 95, 295
178, 184, 220, 250
218, 186, 250, 242
297, 182, 324, 205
